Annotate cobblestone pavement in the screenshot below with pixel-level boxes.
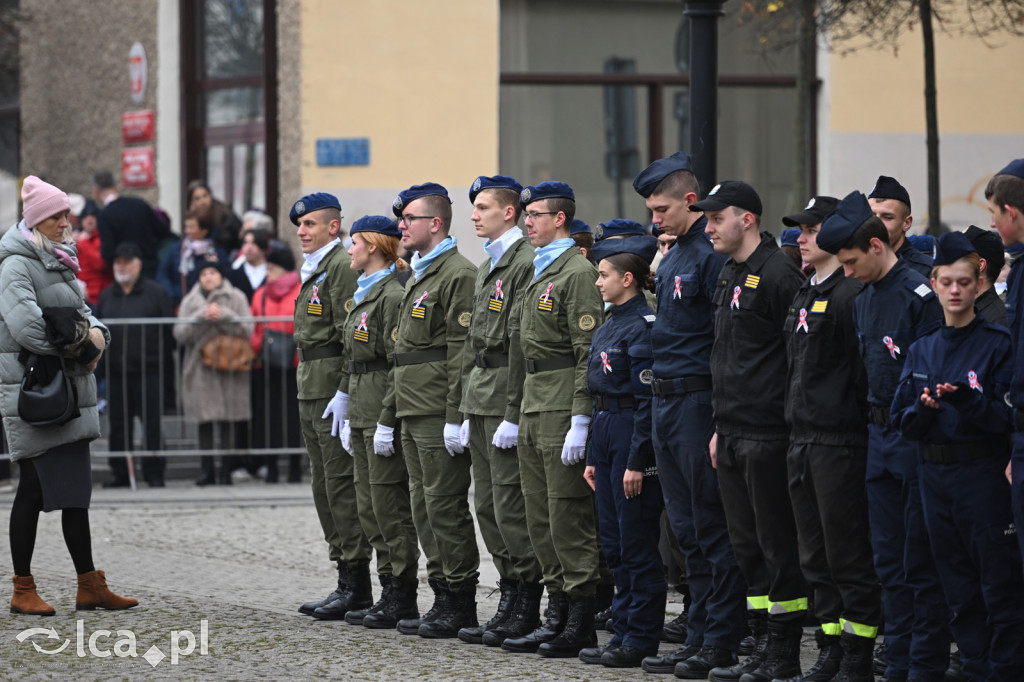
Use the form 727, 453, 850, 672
0, 478, 827, 681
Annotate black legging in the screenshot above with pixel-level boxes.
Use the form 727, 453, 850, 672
9, 458, 94, 576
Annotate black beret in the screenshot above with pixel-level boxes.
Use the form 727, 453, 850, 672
963, 225, 1005, 271
632, 151, 694, 198
817, 191, 874, 254
868, 175, 911, 211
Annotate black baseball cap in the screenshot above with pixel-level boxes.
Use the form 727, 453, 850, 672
689, 181, 762, 216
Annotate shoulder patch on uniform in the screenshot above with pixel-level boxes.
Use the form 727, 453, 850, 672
744, 274, 760, 289
344, 298, 354, 312
644, 314, 656, 323
810, 299, 828, 313
391, 326, 398, 342
579, 314, 596, 331
913, 283, 931, 298
458, 311, 472, 327
639, 369, 653, 385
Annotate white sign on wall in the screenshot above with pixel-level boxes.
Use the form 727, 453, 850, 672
129, 42, 147, 104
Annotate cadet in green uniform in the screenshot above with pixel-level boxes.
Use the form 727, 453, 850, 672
452, 175, 542, 647
290, 193, 373, 620
501, 182, 604, 659
379, 182, 479, 639
337, 215, 420, 630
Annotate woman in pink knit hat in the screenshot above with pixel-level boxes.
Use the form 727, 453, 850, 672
0, 176, 137, 615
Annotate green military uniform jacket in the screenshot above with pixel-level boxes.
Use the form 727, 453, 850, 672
509, 247, 602, 420
459, 236, 535, 418
382, 246, 476, 424
292, 242, 359, 400
338, 272, 403, 429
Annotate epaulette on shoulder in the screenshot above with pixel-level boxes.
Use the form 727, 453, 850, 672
906, 280, 933, 299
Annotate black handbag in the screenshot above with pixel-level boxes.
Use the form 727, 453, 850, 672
18, 351, 80, 427
258, 289, 296, 369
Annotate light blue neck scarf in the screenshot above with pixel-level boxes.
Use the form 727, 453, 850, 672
533, 238, 574, 279
484, 227, 523, 271
410, 237, 457, 281
352, 264, 395, 305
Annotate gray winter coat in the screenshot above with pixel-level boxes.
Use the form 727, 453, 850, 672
0, 222, 109, 461
173, 278, 252, 423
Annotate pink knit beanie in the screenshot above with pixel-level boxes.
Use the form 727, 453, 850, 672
22, 175, 70, 228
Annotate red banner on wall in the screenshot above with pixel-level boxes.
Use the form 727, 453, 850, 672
122, 110, 155, 143
122, 147, 154, 187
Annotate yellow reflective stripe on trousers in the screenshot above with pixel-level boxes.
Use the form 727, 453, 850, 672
840, 618, 878, 639
820, 622, 842, 636
747, 595, 770, 610
767, 597, 808, 614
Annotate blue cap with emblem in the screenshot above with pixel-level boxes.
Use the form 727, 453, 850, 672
868, 175, 911, 211
520, 181, 574, 208
996, 158, 1024, 179
290, 192, 341, 226
689, 180, 763, 216
570, 219, 590, 235
632, 151, 694, 198
591, 234, 659, 265
469, 175, 523, 204
596, 219, 646, 240
351, 214, 401, 239
932, 231, 976, 267
392, 182, 451, 217
780, 228, 801, 247
817, 190, 874, 254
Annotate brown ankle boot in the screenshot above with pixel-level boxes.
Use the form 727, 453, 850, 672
11, 575, 56, 616
75, 570, 138, 610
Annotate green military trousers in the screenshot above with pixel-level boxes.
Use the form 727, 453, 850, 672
299, 397, 371, 566
519, 409, 600, 599
468, 414, 542, 584
350, 425, 420, 580
401, 415, 480, 591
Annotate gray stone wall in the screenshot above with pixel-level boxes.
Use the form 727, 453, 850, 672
20, 0, 159, 203
275, 0, 300, 248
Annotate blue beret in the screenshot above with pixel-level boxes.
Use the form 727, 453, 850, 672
907, 234, 936, 257
997, 159, 1024, 180
570, 219, 590, 235
963, 225, 1005, 271
520, 181, 574, 208
351, 214, 401, 239
690, 181, 763, 216
469, 175, 523, 204
632, 151, 694, 198
596, 219, 646, 240
392, 182, 451, 217
591, 234, 659, 265
868, 175, 911, 211
932, 231, 976, 267
817, 191, 874, 254
779, 228, 801, 247
782, 195, 840, 227
290, 192, 341, 226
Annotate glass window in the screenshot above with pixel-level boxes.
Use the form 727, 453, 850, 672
200, 0, 264, 79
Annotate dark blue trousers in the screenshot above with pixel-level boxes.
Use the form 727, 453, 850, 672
591, 407, 667, 656
652, 390, 746, 649
1011, 432, 1024, 573
866, 423, 949, 681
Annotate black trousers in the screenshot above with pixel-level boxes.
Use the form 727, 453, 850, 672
107, 368, 165, 481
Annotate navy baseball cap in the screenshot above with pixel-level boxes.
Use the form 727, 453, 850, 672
782, 195, 840, 227
932, 231, 976, 267
817, 191, 874, 254
963, 225, 1005, 271
469, 175, 523, 204
351, 214, 401, 239
996, 159, 1024, 179
780, 228, 801, 247
632, 151, 694, 198
591, 234, 659, 265
868, 175, 912, 211
520, 181, 575, 208
689, 181, 763, 216
290, 192, 341, 226
570, 219, 590, 235
392, 182, 451, 217
596, 219, 646, 240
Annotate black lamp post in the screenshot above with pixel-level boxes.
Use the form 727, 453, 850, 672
684, 0, 726, 196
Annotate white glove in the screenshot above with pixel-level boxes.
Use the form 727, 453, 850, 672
459, 419, 470, 448
373, 423, 395, 457
321, 391, 349, 438
560, 414, 591, 466
492, 420, 519, 450
444, 423, 465, 456
341, 420, 352, 455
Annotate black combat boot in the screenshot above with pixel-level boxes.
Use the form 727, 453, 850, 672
299, 563, 347, 616
419, 584, 478, 638
501, 590, 569, 653
364, 576, 419, 629
458, 578, 517, 644
737, 620, 803, 682
313, 562, 373, 620
775, 628, 842, 681
642, 644, 703, 674
663, 587, 691, 643
484, 581, 542, 647
675, 646, 739, 679
709, 612, 769, 682
398, 577, 446, 635
538, 595, 597, 658
830, 631, 875, 682
345, 574, 393, 625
